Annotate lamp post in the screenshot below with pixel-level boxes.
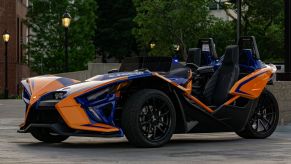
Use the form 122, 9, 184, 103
2, 31, 10, 99
236, 0, 242, 42
222, 0, 241, 42
285, 0, 291, 73
62, 12, 71, 72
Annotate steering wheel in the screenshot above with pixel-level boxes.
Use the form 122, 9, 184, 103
186, 63, 199, 72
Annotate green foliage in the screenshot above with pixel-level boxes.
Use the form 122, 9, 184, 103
133, 0, 212, 59
27, 0, 97, 74
205, 18, 236, 56
95, 0, 137, 62
241, 0, 284, 61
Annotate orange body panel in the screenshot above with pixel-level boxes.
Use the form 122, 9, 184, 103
230, 66, 275, 99
152, 73, 191, 93
53, 77, 127, 133
224, 95, 240, 106
184, 94, 214, 113
21, 76, 127, 133
22, 76, 80, 126
55, 105, 119, 133
153, 72, 215, 113
27, 76, 80, 105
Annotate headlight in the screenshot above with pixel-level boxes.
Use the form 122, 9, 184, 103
86, 88, 111, 102
41, 91, 67, 101
54, 92, 66, 100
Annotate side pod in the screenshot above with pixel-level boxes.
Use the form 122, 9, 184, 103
230, 65, 276, 99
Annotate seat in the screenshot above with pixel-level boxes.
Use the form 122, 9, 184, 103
165, 67, 190, 80
239, 49, 257, 73
187, 48, 202, 66
203, 45, 240, 106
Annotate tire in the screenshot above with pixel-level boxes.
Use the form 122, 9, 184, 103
122, 89, 176, 147
31, 128, 69, 143
236, 89, 279, 139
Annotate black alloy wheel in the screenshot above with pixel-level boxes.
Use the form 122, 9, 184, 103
236, 89, 279, 139
138, 97, 171, 142
122, 89, 176, 147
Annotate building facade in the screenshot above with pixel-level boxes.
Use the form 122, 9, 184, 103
0, 0, 31, 97
209, 1, 236, 21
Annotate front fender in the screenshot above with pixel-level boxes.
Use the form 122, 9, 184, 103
21, 75, 80, 105
230, 64, 277, 99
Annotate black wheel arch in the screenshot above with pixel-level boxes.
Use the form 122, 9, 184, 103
118, 76, 188, 133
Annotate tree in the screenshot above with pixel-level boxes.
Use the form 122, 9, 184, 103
206, 19, 236, 56
26, 0, 97, 74
242, 0, 284, 61
133, 0, 212, 59
220, 0, 284, 61
94, 0, 137, 62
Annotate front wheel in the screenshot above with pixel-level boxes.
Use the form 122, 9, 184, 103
122, 89, 176, 147
236, 89, 279, 139
31, 128, 69, 143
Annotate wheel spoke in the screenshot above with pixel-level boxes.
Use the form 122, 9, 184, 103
259, 119, 268, 131
160, 110, 169, 117
256, 119, 260, 131
152, 126, 157, 139
261, 116, 272, 127
157, 125, 166, 134
140, 120, 151, 126
139, 96, 171, 141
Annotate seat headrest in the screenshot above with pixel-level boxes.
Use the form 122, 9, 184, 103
223, 45, 239, 65
187, 48, 201, 65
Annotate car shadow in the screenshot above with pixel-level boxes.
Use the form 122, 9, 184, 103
16, 136, 242, 149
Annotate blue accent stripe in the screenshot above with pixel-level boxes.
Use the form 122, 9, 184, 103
57, 78, 76, 86
235, 71, 267, 94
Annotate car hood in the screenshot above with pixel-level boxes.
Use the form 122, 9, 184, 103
57, 71, 152, 96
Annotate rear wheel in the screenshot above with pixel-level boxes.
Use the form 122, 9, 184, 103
122, 89, 176, 147
236, 89, 279, 139
31, 128, 69, 143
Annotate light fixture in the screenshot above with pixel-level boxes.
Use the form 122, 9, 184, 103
150, 43, 156, 49
173, 44, 180, 51
62, 12, 72, 28
2, 31, 10, 42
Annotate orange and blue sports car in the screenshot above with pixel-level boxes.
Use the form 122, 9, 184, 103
18, 37, 279, 147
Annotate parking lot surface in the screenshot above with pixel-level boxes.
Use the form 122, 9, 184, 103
0, 100, 290, 164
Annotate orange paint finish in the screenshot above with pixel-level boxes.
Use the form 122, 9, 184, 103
21, 76, 80, 128
152, 72, 189, 92
184, 94, 214, 113
21, 76, 127, 133
27, 76, 80, 105
183, 70, 193, 94
230, 67, 274, 99
56, 105, 91, 125
55, 105, 119, 133
74, 125, 119, 133
92, 123, 118, 129
29, 80, 64, 105
54, 77, 128, 133
224, 95, 240, 106
153, 72, 214, 113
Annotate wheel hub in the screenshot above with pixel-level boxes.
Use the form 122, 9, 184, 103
139, 98, 171, 141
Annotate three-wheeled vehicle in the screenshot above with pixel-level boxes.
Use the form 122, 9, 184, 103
18, 36, 279, 147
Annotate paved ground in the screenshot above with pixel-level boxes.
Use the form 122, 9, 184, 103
0, 100, 291, 164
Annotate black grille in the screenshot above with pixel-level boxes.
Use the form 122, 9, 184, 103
28, 107, 62, 124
